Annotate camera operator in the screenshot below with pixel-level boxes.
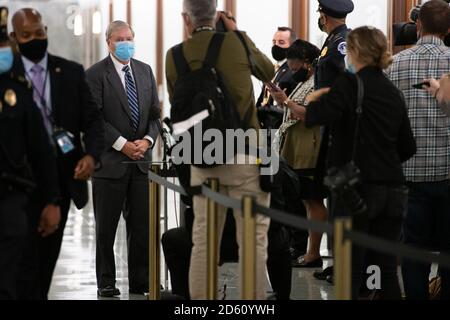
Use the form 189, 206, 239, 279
274, 26, 417, 299
387, 0, 450, 300
424, 74, 450, 116
393, 0, 450, 47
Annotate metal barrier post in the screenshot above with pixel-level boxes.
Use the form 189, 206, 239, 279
242, 196, 256, 300
334, 217, 352, 300
149, 165, 161, 300
207, 178, 219, 300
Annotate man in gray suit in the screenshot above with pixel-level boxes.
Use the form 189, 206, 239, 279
86, 20, 160, 297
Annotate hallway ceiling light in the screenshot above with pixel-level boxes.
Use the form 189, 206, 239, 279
74, 14, 83, 36
92, 11, 102, 35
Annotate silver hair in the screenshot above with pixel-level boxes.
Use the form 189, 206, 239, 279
105, 20, 135, 40
183, 0, 217, 26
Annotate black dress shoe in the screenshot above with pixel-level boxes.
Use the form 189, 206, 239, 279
129, 289, 149, 296
292, 256, 323, 268
313, 266, 333, 280
97, 286, 121, 297
326, 274, 334, 284
129, 285, 164, 295
289, 248, 306, 261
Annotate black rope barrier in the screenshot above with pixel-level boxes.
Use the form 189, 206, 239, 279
253, 203, 334, 235
148, 169, 188, 196
201, 185, 242, 211
148, 168, 450, 269
346, 230, 450, 268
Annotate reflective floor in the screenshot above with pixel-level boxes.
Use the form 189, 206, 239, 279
48, 185, 335, 300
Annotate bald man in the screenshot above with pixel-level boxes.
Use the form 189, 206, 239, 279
10, 8, 105, 300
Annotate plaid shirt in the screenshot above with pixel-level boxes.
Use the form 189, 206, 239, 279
388, 36, 450, 182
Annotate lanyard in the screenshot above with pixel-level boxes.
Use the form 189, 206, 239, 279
26, 68, 54, 125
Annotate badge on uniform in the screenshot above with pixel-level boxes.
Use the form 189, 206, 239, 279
321, 47, 329, 58
4, 89, 17, 107
337, 42, 347, 55
53, 129, 76, 155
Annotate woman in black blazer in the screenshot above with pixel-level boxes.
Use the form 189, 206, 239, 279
271, 26, 417, 299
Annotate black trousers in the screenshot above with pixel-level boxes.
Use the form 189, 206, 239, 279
341, 184, 408, 300
267, 164, 308, 300
162, 227, 191, 299
402, 181, 450, 300
0, 192, 28, 300
93, 165, 149, 290
18, 188, 71, 300
267, 222, 292, 300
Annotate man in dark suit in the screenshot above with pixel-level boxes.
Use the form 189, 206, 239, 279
257, 27, 297, 110
10, 8, 105, 300
85, 20, 160, 297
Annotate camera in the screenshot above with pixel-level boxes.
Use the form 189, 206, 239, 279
324, 162, 367, 216
393, 2, 450, 46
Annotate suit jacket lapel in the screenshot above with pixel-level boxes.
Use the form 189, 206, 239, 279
48, 55, 61, 124
131, 59, 147, 121
275, 61, 289, 83
105, 56, 132, 120
11, 55, 27, 82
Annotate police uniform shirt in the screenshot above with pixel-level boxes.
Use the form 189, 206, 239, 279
0, 73, 59, 203
314, 24, 351, 90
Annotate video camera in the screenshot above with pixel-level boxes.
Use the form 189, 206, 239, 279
393, 1, 450, 47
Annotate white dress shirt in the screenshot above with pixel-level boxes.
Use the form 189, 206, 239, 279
109, 54, 153, 151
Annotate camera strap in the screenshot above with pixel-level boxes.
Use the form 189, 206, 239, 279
351, 74, 365, 162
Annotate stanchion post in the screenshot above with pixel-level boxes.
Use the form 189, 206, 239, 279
149, 165, 161, 300
334, 217, 352, 300
207, 178, 219, 300
242, 196, 256, 300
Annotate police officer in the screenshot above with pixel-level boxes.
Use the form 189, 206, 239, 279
312, 0, 354, 282
0, 7, 60, 300
315, 0, 354, 89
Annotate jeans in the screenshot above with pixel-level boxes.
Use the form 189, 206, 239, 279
402, 181, 450, 300
350, 184, 408, 300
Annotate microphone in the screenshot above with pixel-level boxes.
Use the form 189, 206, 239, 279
160, 117, 176, 151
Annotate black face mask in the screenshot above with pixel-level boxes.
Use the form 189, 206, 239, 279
318, 17, 325, 32
292, 68, 309, 83
18, 38, 48, 62
272, 45, 287, 62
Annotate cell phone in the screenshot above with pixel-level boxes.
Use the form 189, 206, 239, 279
412, 81, 431, 89
266, 82, 280, 91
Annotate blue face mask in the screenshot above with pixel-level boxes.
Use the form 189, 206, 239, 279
114, 41, 135, 62
0, 46, 14, 74
345, 54, 356, 74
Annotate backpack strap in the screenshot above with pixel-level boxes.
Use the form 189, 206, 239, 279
203, 32, 226, 68
234, 31, 254, 73
172, 43, 191, 76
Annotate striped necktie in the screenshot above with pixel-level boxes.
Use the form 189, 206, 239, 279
122, 65, 140, 131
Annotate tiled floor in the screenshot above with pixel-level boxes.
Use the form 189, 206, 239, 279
48, 184, 335, 300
